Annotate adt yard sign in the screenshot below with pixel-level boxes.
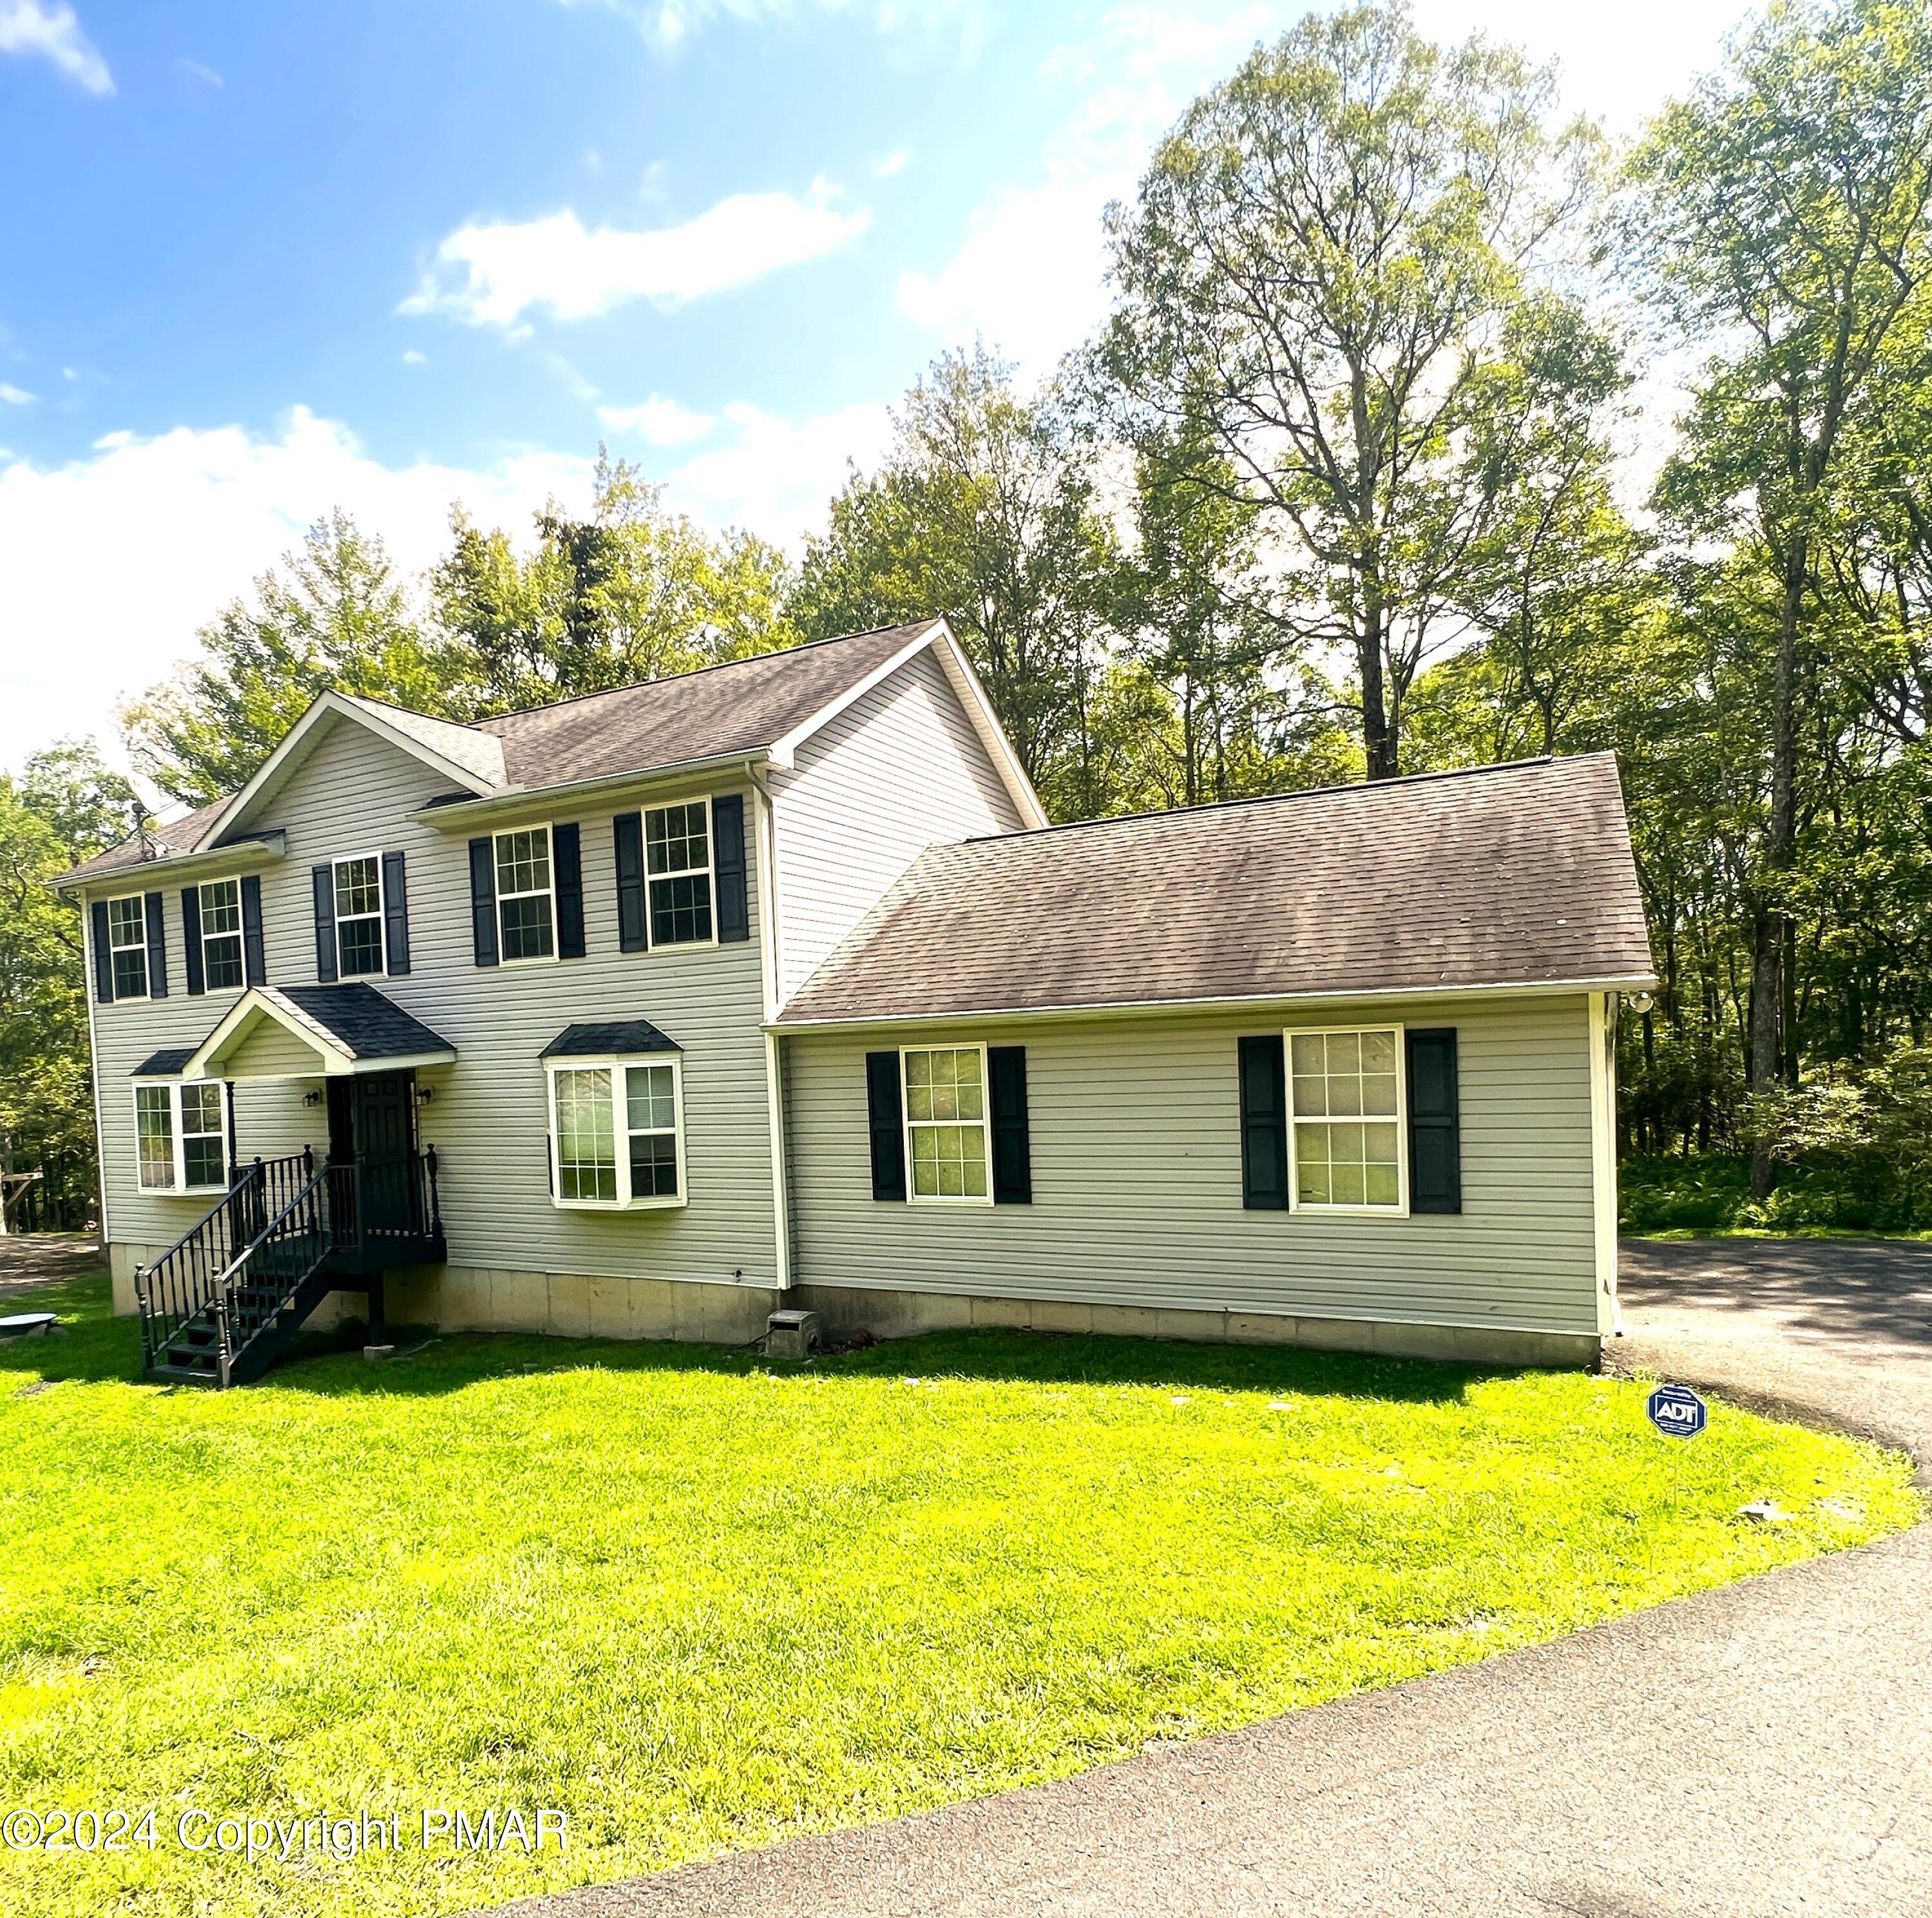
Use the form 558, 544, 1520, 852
1648, 1385, 1708, 1439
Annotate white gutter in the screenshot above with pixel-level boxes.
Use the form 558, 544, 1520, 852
766, 971, 1662, 1034
411, 748, 775, 830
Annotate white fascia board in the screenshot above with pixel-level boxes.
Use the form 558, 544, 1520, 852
220, 691, 501, 842
182, 989, 355, 1081
61, 835, 287, 899
921, 623, 1050, 830
764, 623, 944, 770
767, 973, 1662, 1034
410, 748, 772, 831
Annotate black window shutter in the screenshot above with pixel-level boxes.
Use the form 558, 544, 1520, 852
988, 1045, 1031, 1203
1238, 1035, 1289, 1210
90, 900, 113, 1003
865, 1050, 906, 1201
240, 875, 267, 985
713, 793, 750, 942
143, 891, 168, 999
311, 864, 338, 982
554, 822, 585, 960
382, 851, 410, 975
613, 812, 648, 953
468, 837, 499, 967
181, 887, 206, 996
1407, 1028, 1462, 1214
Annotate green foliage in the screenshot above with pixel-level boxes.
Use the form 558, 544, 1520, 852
1095, 1, 1605, 777
792, 345, 1118, 817
124, 459, 798, 806
0, 1273, 1915, 1917
0, 741, 134, 1226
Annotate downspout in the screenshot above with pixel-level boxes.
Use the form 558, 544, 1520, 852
748, 761, 793, 1295
75, 889, 113, 1261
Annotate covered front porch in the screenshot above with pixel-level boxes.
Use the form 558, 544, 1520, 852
134, 984, 455, 1383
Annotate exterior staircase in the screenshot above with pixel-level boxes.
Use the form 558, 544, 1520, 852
134, 1146, 444, 1387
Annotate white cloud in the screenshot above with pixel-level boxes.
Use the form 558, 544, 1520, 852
0, 410, 593, 772
660, 400, 893, 547
176, 57, 222, 89
402, 185, 871, 328
401, 348, 428, 366
0, 383, 35, 405
873, 148, 910, 177
0, 0, 113, 95
0, 395, 901, 770
597, 394, 716, 446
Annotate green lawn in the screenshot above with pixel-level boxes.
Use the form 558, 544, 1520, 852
0, 1273, 1917, 1918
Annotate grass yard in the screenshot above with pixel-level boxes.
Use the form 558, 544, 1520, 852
0, 1273, 1918, 1918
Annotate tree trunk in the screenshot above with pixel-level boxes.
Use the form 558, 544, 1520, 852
1749, 535, 1806, 1199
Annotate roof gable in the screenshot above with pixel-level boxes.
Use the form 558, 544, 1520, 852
776, 754, 1656, 1025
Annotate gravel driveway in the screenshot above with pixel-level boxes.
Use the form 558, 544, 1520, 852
492, 1237, 1932, 1918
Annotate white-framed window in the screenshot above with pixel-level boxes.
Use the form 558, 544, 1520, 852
646, 800, 713, 946
133, 1080, 229, 1195
496, 827, 555, 964
546, 1056, 686, 1209
1286, 1025, 1408, 1213
330, 855, 385, 976
902, 1045, 992, 1204
198, 877, 245, 991
106, 895, 149, 1000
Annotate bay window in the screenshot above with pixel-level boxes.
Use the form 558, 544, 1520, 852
547, 1055, 685, 1209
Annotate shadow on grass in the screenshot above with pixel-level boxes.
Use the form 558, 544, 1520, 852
5, 1270, 1511, 1410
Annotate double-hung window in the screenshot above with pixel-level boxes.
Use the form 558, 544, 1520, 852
198, 877, 245, 991
330, 857, 385, 976
106, 895, 148, 999
496, 828, 556, 962
903, 1045, 991, 1202
1287, 1027, 1406, 1212
548, 1056, 685, 1208
646, 801, 713, 945
133, 1081, 228, 1195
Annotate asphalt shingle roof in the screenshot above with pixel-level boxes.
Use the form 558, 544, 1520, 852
778, 754, 1654, 1025
57, 624, 941, 884
540, 1019, 681, 1058
267, 984, 455, 1061
472, 622, 935, 788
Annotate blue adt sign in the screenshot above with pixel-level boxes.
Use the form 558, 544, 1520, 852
1647, 1384, 1708, 1439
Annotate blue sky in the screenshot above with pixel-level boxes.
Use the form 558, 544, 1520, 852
0, 0, 1754, 777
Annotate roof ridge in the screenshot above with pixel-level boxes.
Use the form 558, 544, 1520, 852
960, 753, 1596, 846
472, 620, 939, 731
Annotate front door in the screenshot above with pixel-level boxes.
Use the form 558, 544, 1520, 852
325, 1073, 419, 1238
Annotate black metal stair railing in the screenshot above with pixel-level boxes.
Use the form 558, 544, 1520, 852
133, 1151, 314, 1372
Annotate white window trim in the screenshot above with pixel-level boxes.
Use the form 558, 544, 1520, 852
901, 1041, 995, 1208
1285, 1022, 1410, 1217
328, 851, 387, 980
131, 1079, 230, 1197
644, 795, 718, 952
196, 875, 248, 994
106, 893, 150, 1002
545, 1054, 688, 1211
496, 822, 559, 969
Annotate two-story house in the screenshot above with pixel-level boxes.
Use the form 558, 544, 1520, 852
55, 618, 1654, 1385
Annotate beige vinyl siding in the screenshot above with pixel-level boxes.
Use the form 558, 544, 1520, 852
770, 647, 1026, 1003
85, 710, 778, 1288
221, 1020, 329, 1080
783, 994, 1603, 1336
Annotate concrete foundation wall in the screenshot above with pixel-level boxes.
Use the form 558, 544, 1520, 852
798, 1280, 1602, 1369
